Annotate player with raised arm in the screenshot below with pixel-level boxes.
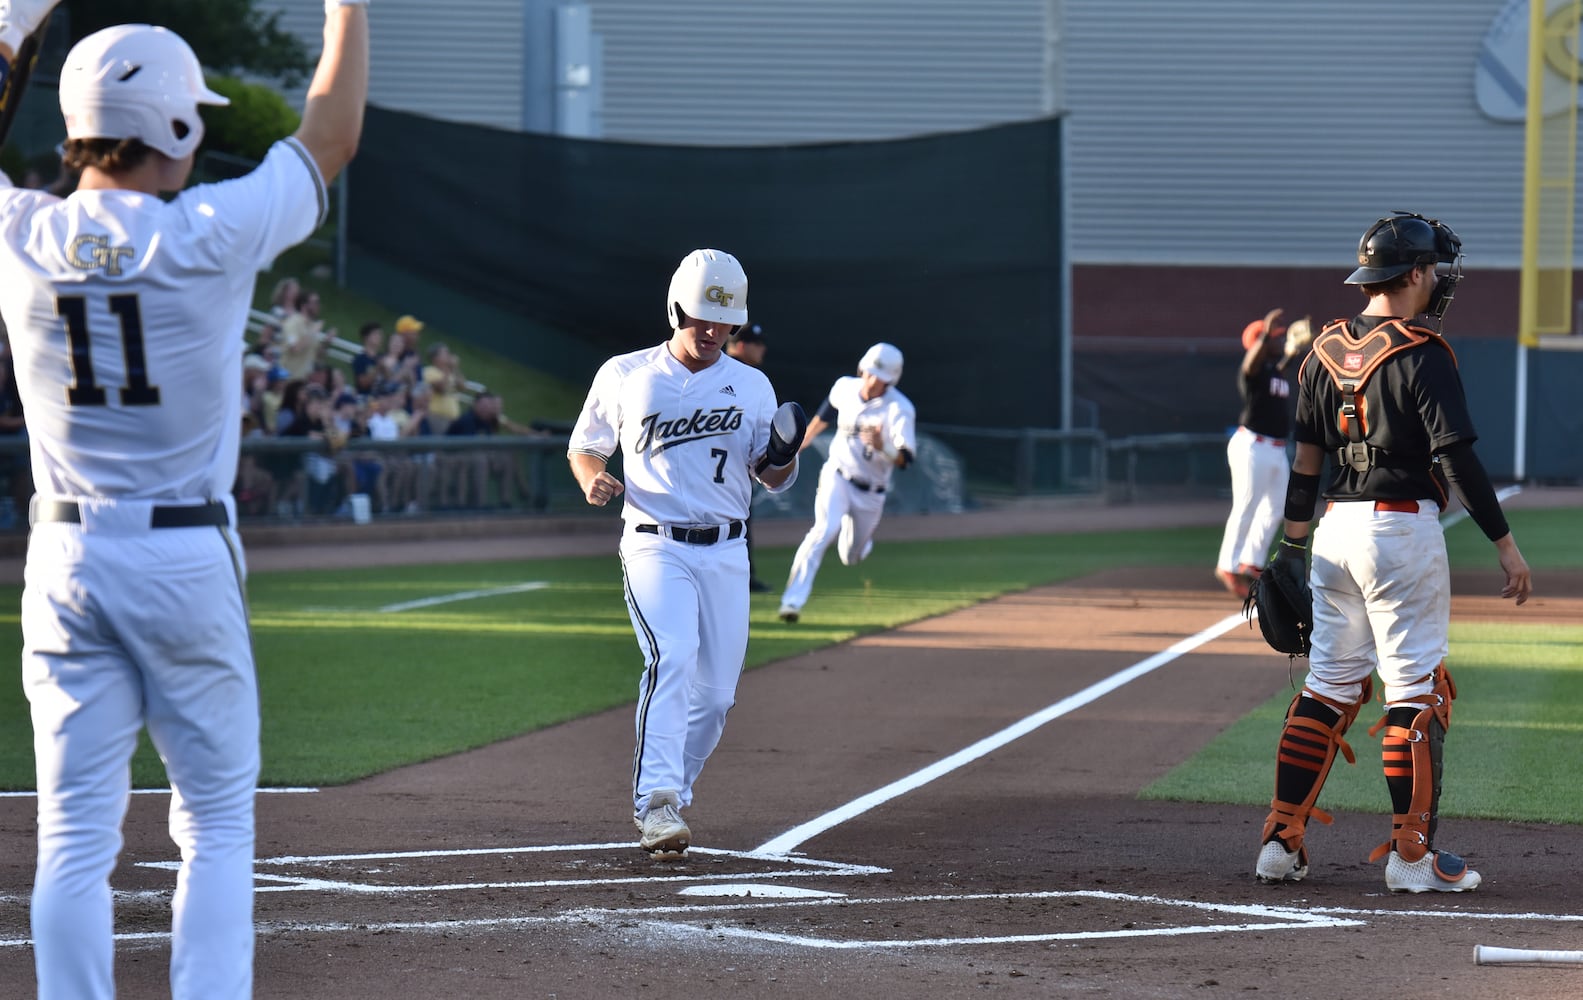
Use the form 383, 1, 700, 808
0, 3, 368, 997
569, 249, 804, 858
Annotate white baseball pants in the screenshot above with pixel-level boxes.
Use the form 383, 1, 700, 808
620, 526, 750, 817
1303, 499, 1450, 706
779, 463, 887, 614
1217, 426, 1289, 572
23, 500, 257, 1000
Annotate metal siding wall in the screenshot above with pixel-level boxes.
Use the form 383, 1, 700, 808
262, 0, 527, 130
1064, 0, 1544, 268
585, 0, 1056, 144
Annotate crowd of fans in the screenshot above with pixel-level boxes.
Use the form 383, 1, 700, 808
239, 278, 544, 520
0, 274, 549, 525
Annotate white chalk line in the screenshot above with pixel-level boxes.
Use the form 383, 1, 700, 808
128, 844, 886, 896
22, 885, 1583, 953
752, 611, 1249, 856
0, 787, 317, 799
377, 582, 549, 613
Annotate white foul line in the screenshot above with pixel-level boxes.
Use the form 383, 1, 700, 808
753, 612, 1249, 856
378, 582, 548, 613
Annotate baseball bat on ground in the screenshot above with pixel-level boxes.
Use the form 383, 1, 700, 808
1474, 945, 1583, 965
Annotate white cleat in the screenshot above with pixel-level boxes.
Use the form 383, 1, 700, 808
778, 605, 800, 623
636, 790, 690, 858
1255, 840, 1308, 884
1385, 850, 1481, 893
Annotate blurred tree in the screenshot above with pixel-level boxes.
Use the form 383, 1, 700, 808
62, 0, 311, 87
200, 76, 301, 162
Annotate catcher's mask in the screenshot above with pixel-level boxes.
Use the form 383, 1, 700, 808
1345, 211, 1464, 326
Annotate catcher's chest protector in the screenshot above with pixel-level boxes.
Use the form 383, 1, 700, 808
1312, 319, 1457, 472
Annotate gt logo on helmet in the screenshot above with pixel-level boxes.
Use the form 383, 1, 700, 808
704, 285, 735, 307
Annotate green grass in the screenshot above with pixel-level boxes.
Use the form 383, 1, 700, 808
0, 525, 1220, 789
1141, 621, 1583, 823
253, 244, 587, 425
0, 507, 1576, 826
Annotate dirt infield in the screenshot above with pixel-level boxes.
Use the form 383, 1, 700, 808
1, 491, 1580, 999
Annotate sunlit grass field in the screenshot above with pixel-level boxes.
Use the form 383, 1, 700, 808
0, 507, 1577, 825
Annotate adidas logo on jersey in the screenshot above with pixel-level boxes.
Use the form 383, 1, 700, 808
720, 385, 736, 396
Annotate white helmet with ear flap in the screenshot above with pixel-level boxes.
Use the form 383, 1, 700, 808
666, 249, 749, 330
858, 342, 903, 385
58, 24, 230, 161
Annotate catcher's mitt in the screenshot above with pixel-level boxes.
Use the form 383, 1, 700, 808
1243, 560, 1312, 656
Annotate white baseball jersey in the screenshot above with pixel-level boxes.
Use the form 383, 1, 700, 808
569, 344, 796, 524
818, 376, 917, 491
3, 138, 326, 1000
0, 138, 327, 501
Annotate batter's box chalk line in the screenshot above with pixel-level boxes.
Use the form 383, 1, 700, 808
573, 889, 1366, 951
130, 843, 887, 895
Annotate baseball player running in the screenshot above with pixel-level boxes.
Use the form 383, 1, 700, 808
1254, 212, 1531, 893
0, 5, 368, 997
568, 249, 805, 857
778, 343, 915, 624
1214, 309, 1310, 598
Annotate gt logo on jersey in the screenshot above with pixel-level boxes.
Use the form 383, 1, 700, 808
636, 406, 744, 453
704, 285, 735, 307
67, 235, 135, 276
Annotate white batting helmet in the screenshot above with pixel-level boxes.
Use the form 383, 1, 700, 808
667, 249, 749, 330
59, 24, 230, 161
858, 342, 904, 385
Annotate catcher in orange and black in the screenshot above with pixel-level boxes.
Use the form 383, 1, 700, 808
1251, 211, 1532, 899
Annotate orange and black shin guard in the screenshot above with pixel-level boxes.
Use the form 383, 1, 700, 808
1369, 663, 1457, 863
1261, 680, 1373, 854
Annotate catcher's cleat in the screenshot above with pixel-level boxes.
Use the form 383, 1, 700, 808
1255, 840, 1309, 884
778, 606, 800, 623
637, 790, 690, 858
1385, 850, 1480, 893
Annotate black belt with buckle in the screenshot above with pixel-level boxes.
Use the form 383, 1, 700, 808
840, 471, 885, 494
33, 500, 230, 529
636, 521, 744, 545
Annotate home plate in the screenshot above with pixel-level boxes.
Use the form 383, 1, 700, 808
676, 883, 846, 899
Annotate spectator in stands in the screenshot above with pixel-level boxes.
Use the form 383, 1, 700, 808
281, 383, 346, 516
233, 412, 276, 518
280, 288, 333, 380
399, 381, 438, 512
243, 356, 272, 433
394, 314, 425, 377
443, 392, 531, 509
273, 377, 306, 436
248, 320, 281, 368
359, 383, 412, 513
269, 277, 301, 321
352, 321, 384, 395
422, 342, 466, 434
379, 329, 419, 390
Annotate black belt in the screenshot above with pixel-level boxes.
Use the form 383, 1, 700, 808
839, 471, 885, 494
32, 500, 230, 529
636, 521, 744, 545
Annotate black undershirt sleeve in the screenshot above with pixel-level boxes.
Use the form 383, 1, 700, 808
1437, 441, 1510, 542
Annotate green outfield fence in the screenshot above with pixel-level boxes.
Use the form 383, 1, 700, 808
0, 428, 1233, 532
